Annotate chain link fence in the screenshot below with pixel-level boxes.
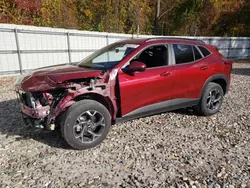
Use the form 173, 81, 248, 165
0, 24, 249, 75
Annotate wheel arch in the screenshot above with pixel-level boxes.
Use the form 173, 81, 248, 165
73, 93, 115, 121
199, 74, 228, 99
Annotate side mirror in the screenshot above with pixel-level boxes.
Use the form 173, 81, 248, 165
127, 61, 146, 72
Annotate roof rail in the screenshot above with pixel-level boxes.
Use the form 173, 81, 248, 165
145, 37, 205, 43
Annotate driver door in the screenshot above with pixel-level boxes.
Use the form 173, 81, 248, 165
118, 44, 175, 117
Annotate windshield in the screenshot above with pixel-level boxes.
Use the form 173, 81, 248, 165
78, 43, 139, 70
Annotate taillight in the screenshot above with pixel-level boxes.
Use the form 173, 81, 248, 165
224, 60, 233, 71
224, 61, 233, 65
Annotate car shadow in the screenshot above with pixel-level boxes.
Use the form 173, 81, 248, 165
0, 99, 71, 149
0, 99, 200, 149
232, 68, 250, 76
170, 107, 198, 116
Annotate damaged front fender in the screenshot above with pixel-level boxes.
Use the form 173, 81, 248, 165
16, 67, 119, 130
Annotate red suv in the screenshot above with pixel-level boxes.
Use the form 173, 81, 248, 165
15, 38, 232, 149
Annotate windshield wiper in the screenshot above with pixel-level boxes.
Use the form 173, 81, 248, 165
70, 62, 79, 66
78, 64, 92, 69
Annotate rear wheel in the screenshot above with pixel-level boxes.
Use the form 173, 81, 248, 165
194, 82, 224, 116
61, 100, 111, 150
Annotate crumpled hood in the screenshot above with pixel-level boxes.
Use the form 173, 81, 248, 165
32, 63, 102, 83
16, 64, 102, 92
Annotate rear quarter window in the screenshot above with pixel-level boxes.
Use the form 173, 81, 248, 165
198, 46, 211, 57
173, 44, 194, 64
193, 46, 203, 60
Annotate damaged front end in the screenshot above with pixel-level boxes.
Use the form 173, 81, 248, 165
15, 68, 118, 131
16, 88, 67, 130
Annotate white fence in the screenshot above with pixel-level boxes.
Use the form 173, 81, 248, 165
0, 24, 249, 75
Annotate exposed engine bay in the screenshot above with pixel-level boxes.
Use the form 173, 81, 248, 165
15, 69, 118, 131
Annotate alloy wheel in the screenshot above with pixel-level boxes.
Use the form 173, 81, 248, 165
206, 89, 222, 111
73, 110, 105, 143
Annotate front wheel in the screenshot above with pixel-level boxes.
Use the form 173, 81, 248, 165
194, 82, 224, 116
61, 100, 111, 150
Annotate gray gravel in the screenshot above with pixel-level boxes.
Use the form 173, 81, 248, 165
0, 62, 249, 188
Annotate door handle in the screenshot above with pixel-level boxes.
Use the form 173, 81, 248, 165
160, 72, 171, 76
200, 66, 208, 70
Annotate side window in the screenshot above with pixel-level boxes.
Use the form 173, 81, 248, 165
198, 46, 211, 57
134, 45, 168, 68
193, 46, 203, 60
173, 44, 194, 64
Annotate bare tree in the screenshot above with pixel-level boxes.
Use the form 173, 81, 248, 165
153, 0, 176, 35
153, 0, 161, 35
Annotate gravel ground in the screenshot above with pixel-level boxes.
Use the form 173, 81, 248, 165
0, 62, 249, 188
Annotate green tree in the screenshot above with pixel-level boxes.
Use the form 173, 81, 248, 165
0, 0, 249, 36
40, 0, 78, 28
0, 0, 41, 25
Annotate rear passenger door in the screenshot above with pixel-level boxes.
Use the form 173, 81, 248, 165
171, 44, 214, 100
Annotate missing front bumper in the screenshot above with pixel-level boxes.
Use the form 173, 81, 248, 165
21, 113, 44, 128
16, 91, 51, 129
20, 103, 50, 119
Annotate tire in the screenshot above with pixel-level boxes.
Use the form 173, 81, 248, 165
194, 82, 224, 116
61, 99, 111, 150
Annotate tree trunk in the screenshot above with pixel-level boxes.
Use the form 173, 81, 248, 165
153, 0, 161, 35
